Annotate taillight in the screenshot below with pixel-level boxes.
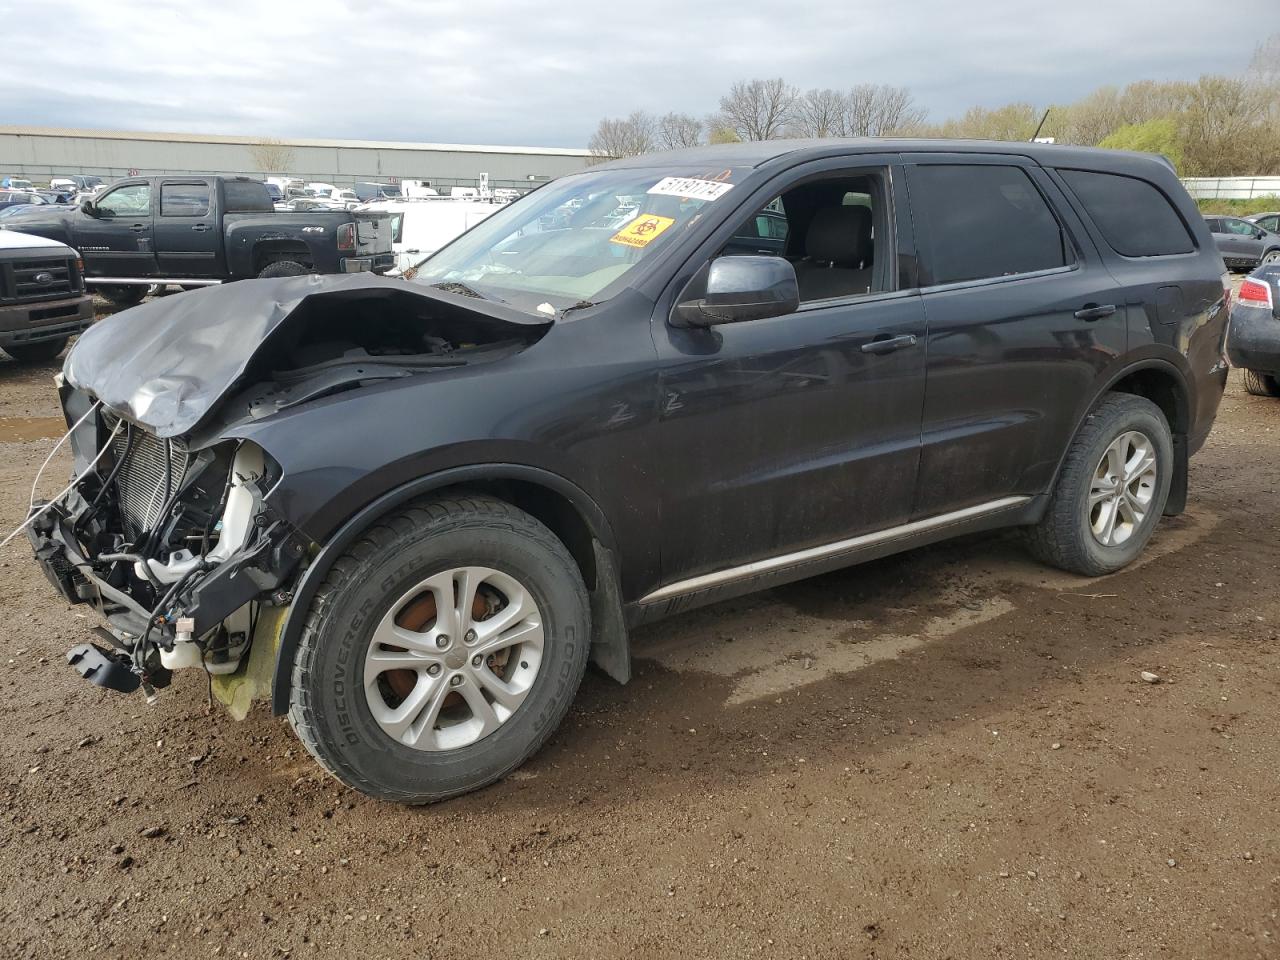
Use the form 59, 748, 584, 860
1239, 277, 1274, 310
336, 222, 356, 252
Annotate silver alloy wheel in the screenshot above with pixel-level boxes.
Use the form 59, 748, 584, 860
1264, 250, 1280, 265
363, 567, 544, 751
1089, 430, 1158, 547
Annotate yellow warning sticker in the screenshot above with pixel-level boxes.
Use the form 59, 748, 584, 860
610, 214, 676, 248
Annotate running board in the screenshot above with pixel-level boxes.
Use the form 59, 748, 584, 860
638, 496, 1032, 606
84, 277, 223, 286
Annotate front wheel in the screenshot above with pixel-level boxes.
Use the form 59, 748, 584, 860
3, 337, 68, 363
95, 284, 147, 307
1242, 369, 1280, 397
1261, 249, 1280, 267
287, 494, 591, 803
1025, 393, 1173, 576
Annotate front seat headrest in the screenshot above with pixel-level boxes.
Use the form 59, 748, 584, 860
806, 206, 872, 267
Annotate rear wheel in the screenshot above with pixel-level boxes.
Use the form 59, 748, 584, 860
257, 260, 310, 279
1242, 369, 1280, 397
3, 337, 68, 363
1025, 393, 1172, 576
287, 494, 590, 803
95, 284, 147, 307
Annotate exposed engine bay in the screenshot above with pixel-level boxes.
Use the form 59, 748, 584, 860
28, 274, 551, 700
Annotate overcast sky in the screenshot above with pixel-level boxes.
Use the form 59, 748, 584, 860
0, 0, 1271, 148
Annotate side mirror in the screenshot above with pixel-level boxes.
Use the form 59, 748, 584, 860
674, 255, 800, 327
80, 199, 97, 216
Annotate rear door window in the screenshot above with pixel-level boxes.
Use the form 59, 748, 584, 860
909, 164, 1072, 285
1058, 169, 1195, 257
160, 182, 211, 217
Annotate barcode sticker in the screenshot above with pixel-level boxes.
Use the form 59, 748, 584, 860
647, 177, 735, 202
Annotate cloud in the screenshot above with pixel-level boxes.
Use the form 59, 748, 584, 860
0, 0, 1271, 147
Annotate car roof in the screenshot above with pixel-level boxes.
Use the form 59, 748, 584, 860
594, 138, 1176, 177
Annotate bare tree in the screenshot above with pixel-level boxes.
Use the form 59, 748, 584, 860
1248, 32, 1280, 86
706, 123, 742, 145
919, 102, 1041, 141
844, 84, 926, 136
716, 78, 798, 141
791, 88, 850, 138
656, 112, 703, 150
1180, 74, 1279, 175
247, 137, 296, 173
587, 111, 657, 162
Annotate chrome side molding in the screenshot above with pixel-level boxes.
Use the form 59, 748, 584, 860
638, 496, 1032, 605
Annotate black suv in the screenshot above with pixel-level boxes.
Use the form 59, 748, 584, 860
28, 140, 1229, 803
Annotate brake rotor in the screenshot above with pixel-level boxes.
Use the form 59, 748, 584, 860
381, 589, 496, 703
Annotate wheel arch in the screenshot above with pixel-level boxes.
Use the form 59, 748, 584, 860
1049, 358, 1192, 519
250, 239, 313, 274
269, 463, 627, 714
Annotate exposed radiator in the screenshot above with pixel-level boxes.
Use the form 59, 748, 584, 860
107, 420, 190, 536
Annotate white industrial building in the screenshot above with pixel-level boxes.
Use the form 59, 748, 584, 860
0, 125, 594, 192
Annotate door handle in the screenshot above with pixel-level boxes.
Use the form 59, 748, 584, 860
1074, 303, 1117, 321
191, 223, 209, 232
129, 223, 147, 233
861, 333, 918, 355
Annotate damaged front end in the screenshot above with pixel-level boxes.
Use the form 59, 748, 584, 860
29, 398, 307, 700
29, 273, 550, 708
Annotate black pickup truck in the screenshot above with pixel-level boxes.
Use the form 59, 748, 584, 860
0, 176, 395, 306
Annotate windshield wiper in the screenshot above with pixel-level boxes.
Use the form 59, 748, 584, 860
429, 281, 493, 301
559, 300, 596, 317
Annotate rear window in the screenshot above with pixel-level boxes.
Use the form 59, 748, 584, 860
910, 164, 1072, 285
1059, 169, 1194, 258
223, 180, 273, 212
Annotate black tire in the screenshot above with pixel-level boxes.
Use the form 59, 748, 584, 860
1025, 393, 1173, 576
96, 284, 147, 307
257, 260, 310, 279
287, 493, 591, 803
1242, 368, 1280, 398
3, 337, 68, 364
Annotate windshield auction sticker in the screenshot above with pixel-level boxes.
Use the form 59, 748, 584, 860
610, 213, 676, 248
647, 177, 735, 202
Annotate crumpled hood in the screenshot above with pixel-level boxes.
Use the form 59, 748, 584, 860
64, 272, 549, 439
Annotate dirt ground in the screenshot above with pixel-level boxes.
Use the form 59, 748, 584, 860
1, 305, 1278, 960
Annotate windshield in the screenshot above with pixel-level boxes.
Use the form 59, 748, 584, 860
414, 165, 747, 314
381, 185, 402, 197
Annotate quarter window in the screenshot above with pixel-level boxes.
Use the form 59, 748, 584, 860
96, 183, 150, 217
911, 164, 1071, 285
1058, 169, 1194, 257
160, 182, 210, 217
